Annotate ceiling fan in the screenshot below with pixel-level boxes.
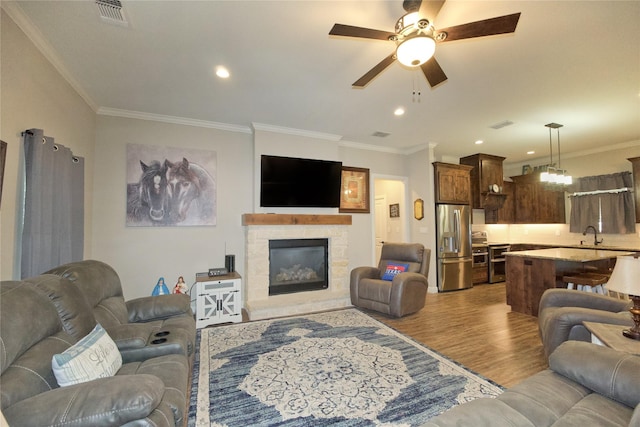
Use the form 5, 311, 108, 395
329, 0, 521, 88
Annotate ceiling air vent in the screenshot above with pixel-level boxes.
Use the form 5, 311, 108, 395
372, 131, 390, 138
96, 0, 128, 26
490, 120, 514, 130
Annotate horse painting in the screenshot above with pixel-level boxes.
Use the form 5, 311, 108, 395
165, 157, 216, 225
126, 160, 170, 225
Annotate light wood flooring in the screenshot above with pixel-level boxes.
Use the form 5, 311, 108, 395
366, 282, 548, 388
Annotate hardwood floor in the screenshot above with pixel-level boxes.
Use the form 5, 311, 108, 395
367, 282, 548, 388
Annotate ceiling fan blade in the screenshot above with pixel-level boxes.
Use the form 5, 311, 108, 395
418, 0, 446, 22
329, 24, 396, 41
353, 53, 397, 88
420, 57, 447, 87
437, 13, 521, 42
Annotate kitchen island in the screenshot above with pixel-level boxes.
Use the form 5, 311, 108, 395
505, 248, 633, 316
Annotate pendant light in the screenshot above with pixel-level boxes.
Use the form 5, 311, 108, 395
540, 123, 572, 185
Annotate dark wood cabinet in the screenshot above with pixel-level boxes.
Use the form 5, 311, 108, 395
433, 162, 472, 205
485, 180, 515, 224
472, 265, 489, 284
459, 154, 506, 209
511, 172, 566, 224
506, 253, 618, 316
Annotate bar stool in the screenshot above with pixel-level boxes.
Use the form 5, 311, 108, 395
562, 272, 611, 294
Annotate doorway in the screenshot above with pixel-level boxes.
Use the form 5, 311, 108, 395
372, 176, 409, 264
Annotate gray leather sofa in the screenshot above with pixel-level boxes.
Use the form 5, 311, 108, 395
1, 273, 194, 426
45, 259, 196, 364
351, 242, 431, 317
538, 288, 632, 358
422, 341, 640, 427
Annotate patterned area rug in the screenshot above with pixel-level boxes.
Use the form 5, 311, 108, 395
188, 308, 502, 426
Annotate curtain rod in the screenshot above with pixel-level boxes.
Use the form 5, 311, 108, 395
568, 187, 632, 197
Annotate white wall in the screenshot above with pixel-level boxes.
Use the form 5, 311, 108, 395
91, 115, 253, 299
0, 10, 96, 280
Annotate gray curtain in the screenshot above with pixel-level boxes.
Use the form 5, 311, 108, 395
569, 172, 635, 234
21, 128, 84, 278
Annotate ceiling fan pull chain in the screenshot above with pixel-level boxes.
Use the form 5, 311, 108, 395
412, 72, 422, 103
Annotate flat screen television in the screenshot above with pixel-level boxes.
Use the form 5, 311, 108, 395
260, 155, 342, 208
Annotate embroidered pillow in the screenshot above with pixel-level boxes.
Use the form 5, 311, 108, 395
52, 324, 122, 387
381, 262, 410, 281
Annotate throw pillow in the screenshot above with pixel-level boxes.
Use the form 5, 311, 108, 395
381, 262, 410, 281
52, 324, 122, 387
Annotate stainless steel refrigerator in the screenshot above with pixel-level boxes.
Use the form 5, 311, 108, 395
436, 204, 472, 291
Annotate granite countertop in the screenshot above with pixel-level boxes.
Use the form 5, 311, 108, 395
563, 244, 640, 252
506, 242, 640, 252
505, 248, 634, 262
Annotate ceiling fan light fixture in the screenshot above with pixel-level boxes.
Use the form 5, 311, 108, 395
396, 35, 436, 67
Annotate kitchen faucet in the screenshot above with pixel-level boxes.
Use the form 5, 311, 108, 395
583, 225, 603, 246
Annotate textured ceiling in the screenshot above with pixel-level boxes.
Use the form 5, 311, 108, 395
7, 0, 640, 165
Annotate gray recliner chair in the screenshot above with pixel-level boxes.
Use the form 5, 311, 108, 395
351, 242, 431, 317
538, 288, 632, 358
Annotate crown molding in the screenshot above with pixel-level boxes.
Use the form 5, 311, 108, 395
251, 123, 342, 141
98, 107, 253, 134
505, 139, 640, 169
339, 139, 431, 155
2, 1, 98, 112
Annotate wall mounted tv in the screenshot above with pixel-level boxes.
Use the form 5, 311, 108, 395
260, 155, 342, 208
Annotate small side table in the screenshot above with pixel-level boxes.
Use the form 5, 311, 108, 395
583, 321, 640, 355
195, 272, 242, 328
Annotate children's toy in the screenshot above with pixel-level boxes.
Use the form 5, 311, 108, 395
152, 277, 170, 296
173, 276, 188, 294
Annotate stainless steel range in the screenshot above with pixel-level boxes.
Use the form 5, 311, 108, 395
472, 231, 510, 283
471, 232, 489, 284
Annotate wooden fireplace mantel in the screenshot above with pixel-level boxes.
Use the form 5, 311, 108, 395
242, 213, 352, 226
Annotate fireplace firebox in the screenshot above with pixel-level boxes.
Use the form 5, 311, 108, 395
268, 238, 329, 295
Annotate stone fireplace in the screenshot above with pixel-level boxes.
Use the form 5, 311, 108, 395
243, 214, 351, 320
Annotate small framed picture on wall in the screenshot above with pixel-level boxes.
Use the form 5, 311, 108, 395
389, 203, 400, 218
339, 166, 370, 213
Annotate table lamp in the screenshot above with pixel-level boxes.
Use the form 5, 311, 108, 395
605, 254, 640, 340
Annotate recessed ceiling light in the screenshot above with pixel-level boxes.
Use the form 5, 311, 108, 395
527, 151, 535, 155
475, 140, 483, 145
215, 66, 230, 78
394, 107, 405, 116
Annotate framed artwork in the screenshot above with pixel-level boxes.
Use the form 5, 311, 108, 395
389, 203, 400, 218
0, 140, 6, 207
126, 143, 217, 227
339, 166, 370, 213
522, 164, 532, 175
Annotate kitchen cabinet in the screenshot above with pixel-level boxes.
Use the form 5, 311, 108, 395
511, 172, 566, 224
485, 180, 515, 224
432, 162, 472, 205
506, 248, 627, 316
459, 153, 506, 210
472, 265, 488, 284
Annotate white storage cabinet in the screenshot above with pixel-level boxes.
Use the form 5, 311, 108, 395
195, 272, 242, 328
